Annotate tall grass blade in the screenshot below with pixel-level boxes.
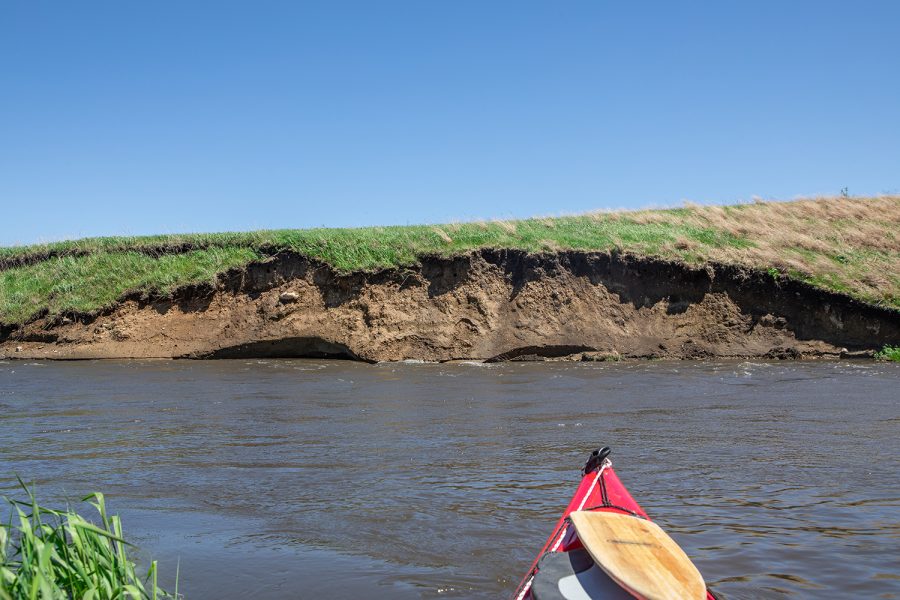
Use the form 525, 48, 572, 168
0, 484, 177, 599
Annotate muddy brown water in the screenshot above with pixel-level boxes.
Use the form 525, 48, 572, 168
1, 359, 898, 599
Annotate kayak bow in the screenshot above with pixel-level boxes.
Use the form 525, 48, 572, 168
512, 447, 718, 600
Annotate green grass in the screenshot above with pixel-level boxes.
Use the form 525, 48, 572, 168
1, 480, 176, 600
0, 216, 749, 272
0, 248, 260, 324
1, 196, 898, 326
874, 345, 900, 362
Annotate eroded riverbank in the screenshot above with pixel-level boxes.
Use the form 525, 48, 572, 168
2, 250, 898, 361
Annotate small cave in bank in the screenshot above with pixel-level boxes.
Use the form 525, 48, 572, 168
202, 337, 369, 362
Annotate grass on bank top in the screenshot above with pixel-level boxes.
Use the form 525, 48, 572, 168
1, 481, 176, 600
0, 196, 898, 326
0, 248, 260, 325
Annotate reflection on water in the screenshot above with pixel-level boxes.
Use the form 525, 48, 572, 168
1, 359, 898, 599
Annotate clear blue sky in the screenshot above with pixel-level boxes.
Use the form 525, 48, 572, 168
2, 1, 898, 246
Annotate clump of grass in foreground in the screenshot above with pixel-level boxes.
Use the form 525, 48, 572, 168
1, 480, 177, 600
874, 345, 900, 362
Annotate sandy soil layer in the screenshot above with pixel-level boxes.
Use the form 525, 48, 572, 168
1, 250, 897, 362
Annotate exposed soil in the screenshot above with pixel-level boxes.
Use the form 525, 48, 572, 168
1, 250, 897, 362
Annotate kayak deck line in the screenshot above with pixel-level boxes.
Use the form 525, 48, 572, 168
550, 462, 606, 553
511, 447, 718, 600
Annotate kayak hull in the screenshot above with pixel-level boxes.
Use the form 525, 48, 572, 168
512, 453, 716, 600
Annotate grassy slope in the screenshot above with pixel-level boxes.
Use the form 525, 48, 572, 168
1, 196, 898, 325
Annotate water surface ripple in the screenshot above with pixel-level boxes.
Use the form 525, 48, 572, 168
1, 360, 898, 599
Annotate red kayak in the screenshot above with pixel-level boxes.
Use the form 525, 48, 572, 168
512, 447, 719, 600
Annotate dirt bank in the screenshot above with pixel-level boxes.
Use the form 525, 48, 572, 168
1, 250, 898, 362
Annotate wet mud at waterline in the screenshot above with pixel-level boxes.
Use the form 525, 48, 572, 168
3, 250, 899, 362
2, 359, 898, 599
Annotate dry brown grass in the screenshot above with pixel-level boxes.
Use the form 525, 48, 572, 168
652, 196, 900, 306
431, 227, 453, 244
492, 219, 518, 234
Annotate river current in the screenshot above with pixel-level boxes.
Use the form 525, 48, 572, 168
1, 359, 898, 599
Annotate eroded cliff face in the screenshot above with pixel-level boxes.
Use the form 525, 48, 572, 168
1, 250, 897, 361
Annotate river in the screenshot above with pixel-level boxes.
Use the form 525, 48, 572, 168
1, 359, 898, 599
